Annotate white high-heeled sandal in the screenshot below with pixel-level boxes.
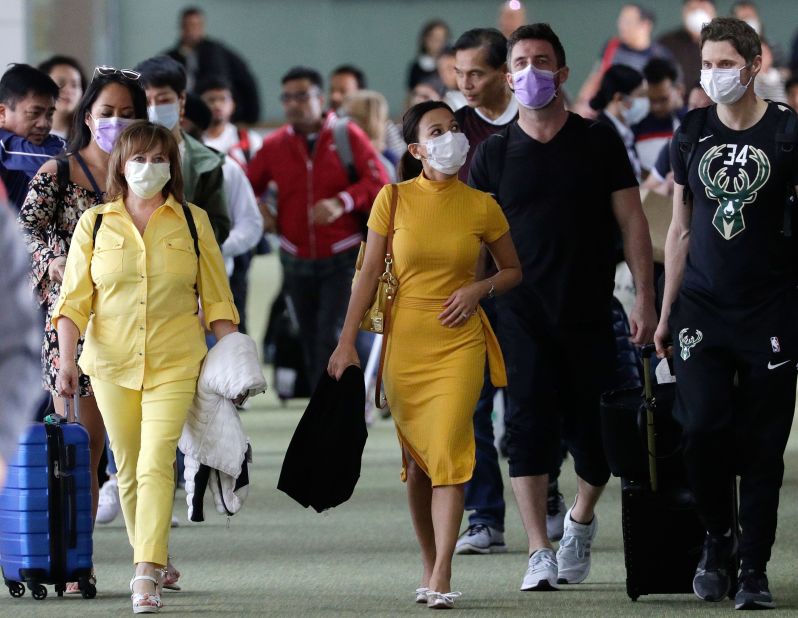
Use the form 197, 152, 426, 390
130, 574, 162, 614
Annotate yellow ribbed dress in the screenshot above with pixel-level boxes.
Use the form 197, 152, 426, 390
367, 174, 510, 487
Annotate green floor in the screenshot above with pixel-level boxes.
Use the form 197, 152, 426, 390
3, 254, 797, 616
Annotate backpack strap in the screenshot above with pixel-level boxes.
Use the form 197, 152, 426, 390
181, 200, 201, 257
333, 117, 358, 184
237, 128, 252, 165
91, 212, 103, 245
599, 37, 622, 74
482, 127, 510, 202
677, 105, 711, 206
774, 102, 798, 238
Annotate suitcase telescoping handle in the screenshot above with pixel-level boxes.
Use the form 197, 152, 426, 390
63, 392, 80, 423
640, 344, 658, 491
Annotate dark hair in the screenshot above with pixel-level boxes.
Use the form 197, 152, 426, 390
68, 73, 148, 152
331, 65, 366, 89
180, 6, 203, 20
589, 64, 643, 111
418, 19, 450, 55
398, 100, 452, 181
453, 28, 508, 70
0, 64, 59, 108
196, 76, 232, 95
643, 57, 678, 85
415, 76, 447, 99
785, 76, 798, 92
507, 23, 566, 69
683, 0, 714, 4
37, 55, 87, 92
625, 3, 657, 26
700, 17, 761, 64
107, 121, 184, 203
134, 55, 187, 94
281, 66, 323, 89
439, 45, 456, 58
183, 92, 212, 132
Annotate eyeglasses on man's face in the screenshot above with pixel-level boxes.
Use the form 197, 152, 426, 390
279, 89, 319, 104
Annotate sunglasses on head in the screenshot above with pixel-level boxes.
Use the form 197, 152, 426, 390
92, 65, 141, 81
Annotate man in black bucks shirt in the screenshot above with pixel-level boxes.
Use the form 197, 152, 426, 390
656, 18, 798, 610
469, 24, 656, 591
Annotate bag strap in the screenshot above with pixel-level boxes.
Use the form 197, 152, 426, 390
375, 183, 398, 409
599, 37, 622, 74
774, 102, 798, 238
333, 117, 358, 184
181, 200, 201, 257
72, 151, 103, 197
483, 128, 510, 202
91, 212, 104, 244
677, 106, 710, 206
237, 128, 252, 165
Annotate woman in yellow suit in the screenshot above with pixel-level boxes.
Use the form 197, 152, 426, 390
54, 121, 238, 614
329, 101, 521, 609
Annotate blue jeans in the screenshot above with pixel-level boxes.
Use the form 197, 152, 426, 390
464, 299, 505, 531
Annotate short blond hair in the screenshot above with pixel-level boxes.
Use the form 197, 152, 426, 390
342, 90, 389, 152
106, 121, 185, 203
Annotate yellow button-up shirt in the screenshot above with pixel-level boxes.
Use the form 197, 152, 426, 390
53, 195, 239, 390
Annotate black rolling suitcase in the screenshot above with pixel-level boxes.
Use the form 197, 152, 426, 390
601, 345, 738, 602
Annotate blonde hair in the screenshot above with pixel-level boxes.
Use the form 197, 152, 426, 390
342, 90, 389, 152
106, 120, 185, 203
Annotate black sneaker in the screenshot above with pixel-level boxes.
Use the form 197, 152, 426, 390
693, 533, 737, 602
735, 569, 775, 610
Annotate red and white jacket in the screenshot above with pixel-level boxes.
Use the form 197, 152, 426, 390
247, 113, 390, 259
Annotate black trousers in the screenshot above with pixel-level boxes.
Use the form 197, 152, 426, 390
497, 301, 616, 487
282, 250, 357, 385
669, 289, 797, 571
229, 250, 254, 334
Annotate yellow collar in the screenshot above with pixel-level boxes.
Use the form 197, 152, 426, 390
96, 194, 183, 215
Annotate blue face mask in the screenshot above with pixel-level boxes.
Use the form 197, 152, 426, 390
147, 102, 180, 130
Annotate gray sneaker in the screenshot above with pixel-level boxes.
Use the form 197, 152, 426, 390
521, 548, 560, 591
547, 491, 566, 542
556, 507, 598, 584
454, 524, 507, 555
735, 569, 775, 610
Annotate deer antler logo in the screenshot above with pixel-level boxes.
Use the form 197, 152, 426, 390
698, 145, 771, 240
679, 328, 703, 361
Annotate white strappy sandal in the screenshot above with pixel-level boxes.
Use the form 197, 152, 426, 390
130, 574, 162, 614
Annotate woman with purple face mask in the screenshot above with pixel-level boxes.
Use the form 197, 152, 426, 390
17, 68, 147, 593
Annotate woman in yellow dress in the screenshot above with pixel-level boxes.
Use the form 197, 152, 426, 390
328, 101, 521, 609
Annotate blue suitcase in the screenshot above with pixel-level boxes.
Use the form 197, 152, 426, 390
0, 395, 95, 600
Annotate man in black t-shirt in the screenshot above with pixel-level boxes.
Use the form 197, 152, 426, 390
656, 18, 798, 610
450, 27, 522, 558
470, 24, 656, 592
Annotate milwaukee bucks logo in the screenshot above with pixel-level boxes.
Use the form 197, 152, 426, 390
679, 328, 703, 361
698, 144, 771, 240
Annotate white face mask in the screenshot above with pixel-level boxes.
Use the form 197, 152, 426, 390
686, 9, 712, 36
417, 130, 470, 175
147, 102, 180, 130
125, 161, 171, 199
700, 66, 751, 105
621, 96, 650, 126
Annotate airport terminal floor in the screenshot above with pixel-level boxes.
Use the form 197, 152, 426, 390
2, 254, 798, 617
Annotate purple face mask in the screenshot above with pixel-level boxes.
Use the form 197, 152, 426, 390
93, 116, 135, 153
512, 64, 559, 110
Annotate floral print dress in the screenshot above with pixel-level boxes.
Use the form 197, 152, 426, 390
18, 170, 103, 397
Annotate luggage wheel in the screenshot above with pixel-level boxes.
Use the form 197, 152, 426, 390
7, 581, 24, 598
30, 583, 47, 600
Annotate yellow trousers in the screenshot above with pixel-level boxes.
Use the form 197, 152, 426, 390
91, 377, 196, 565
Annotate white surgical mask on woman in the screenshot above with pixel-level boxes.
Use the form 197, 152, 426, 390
125, 161, 171, 199
416, 130, 470, 175
700, 66, 752, 105
621, 96, 650, 126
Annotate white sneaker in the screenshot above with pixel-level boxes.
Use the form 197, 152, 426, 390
415, 587, 429, 604
556, 506, 598, 584
547, 491, 566, 542
454, 524, 507, 555
521, 548, 560, 591
95, 479, 120, 524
